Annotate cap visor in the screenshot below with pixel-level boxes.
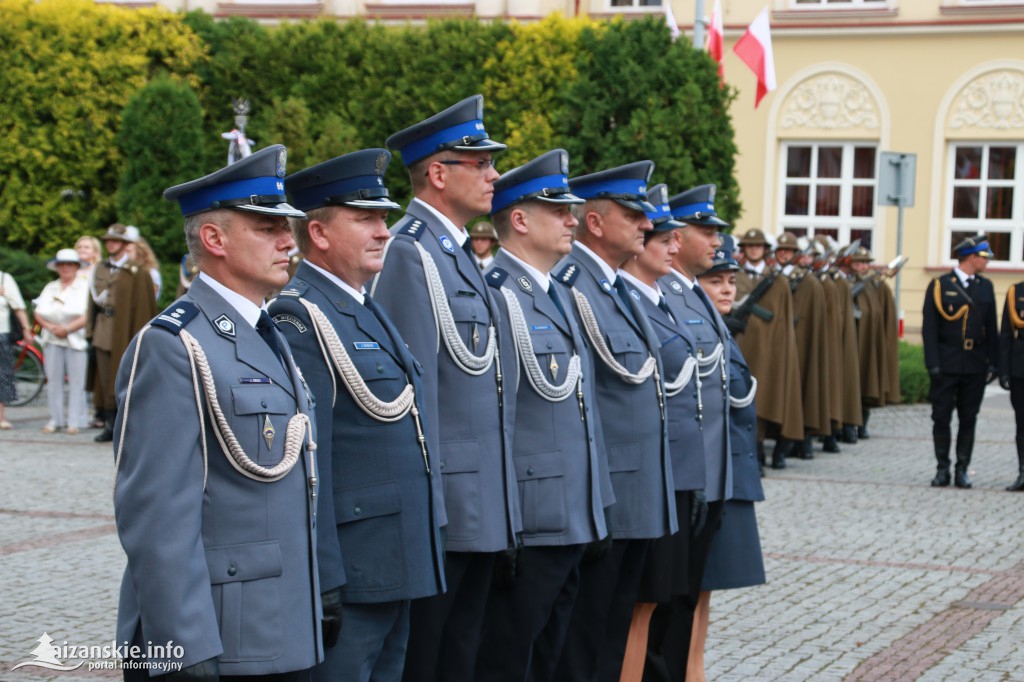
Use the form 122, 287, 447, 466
615, 198, 657, 213
651, 218, 684, 232
536, 191, 586, 205
234, 202, 307, 219
683, 215, 730, 228
345, 197, 402, 210
452, 138, 507, 154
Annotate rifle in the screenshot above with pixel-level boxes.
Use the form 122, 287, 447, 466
727, 273, 776, 333
878, 255, 908, 281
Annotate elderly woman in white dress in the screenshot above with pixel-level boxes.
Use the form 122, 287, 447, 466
34, 249, 90, 434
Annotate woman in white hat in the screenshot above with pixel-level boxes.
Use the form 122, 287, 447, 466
34, 249, 90, 434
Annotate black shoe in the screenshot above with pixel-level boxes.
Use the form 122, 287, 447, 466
771, 440, 790, 470
841, 425, 859, 444
1007, 473, 1024, 492
954, 469, 973, 489
931, 469, 951, 487
857, 425, 870, 439
800, 436, 815, 460
94, 427, 114, 443
822, 435, 841, 453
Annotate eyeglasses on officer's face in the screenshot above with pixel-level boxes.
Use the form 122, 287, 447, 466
427, 157, 496, 177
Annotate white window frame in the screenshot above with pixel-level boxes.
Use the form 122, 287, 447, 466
790, 0, 890, 7
606, 0, 662, 9
778, 141, 879, 253
945, 141, 1024, 265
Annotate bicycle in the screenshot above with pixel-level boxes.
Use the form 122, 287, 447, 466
10, 339, 45, 406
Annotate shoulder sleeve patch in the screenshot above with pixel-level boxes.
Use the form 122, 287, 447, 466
555, 263, 580, 286
151, 301, 199, 335
394, 217, 426, 241
486, 267, 509, 289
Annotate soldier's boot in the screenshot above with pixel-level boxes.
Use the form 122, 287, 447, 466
771, 439, 792, 470
954, 430, 974, 489
791, 438, 805, 460
1007, 437, 1024, 491
822, 430, 841, 454
857, 406, 871, 439
799, 434, 815, 460
841, 424, 859, 444
931, 433, 951, 487
94, 410, 114, 443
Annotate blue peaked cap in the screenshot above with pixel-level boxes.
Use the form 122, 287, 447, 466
569, 161, 656, 213
386, 95, 506, 166
669, 184, 729, 228
953, 234, 994, 259
286, 148, 401, 212
164, 144, 305, 219
645, 183, 684, 232
490, 149, 584, 216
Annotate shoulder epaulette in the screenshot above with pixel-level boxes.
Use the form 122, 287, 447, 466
555, 262, 580, 286
276, 278, 309, 297
486, 267, 508, 289
394, 217, 426, 241
151, 301, 199, 335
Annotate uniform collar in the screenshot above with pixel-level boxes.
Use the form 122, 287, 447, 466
952, 266, 973, 287
619, 270, 661, 305
745, 260, 766, 275
304, 260, 365, 304
574, 241, 618, 284
198, 272, 264, 329
411, 197, 467, 247
498, 248, 550, 292
670, 268, 696, 289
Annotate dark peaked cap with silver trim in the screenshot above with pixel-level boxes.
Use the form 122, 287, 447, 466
645, 183, 684, 233
669, 184, 729, 228
286, 148, 402, 212
569, 161, 656, 213
386, 95, 507, 167
490, 149, 583, 216
164, 144, 305, 219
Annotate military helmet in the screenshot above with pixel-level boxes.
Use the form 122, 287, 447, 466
738, 228, 768, 246
774, 231, 800, 252
848, 245, 873, 262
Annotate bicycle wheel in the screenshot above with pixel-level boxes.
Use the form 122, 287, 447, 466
11, 344, 45, 406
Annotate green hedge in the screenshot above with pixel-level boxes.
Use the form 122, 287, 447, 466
4, 5, 740, 271
899, 341, 930, 404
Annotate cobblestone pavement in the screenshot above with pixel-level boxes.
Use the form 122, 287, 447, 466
2, 387, 1022, 681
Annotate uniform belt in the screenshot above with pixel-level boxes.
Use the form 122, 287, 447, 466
939, 337, 982, 350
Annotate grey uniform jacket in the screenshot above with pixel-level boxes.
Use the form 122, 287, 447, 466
270, 261, 445, 603
727, 335, 765, 503
660, 273, 732, 503
371, 200, 520, 553
630, 287, 706, 492
113, 277, 323, 676
486, 250, 608, 547
554, 244, 676, 540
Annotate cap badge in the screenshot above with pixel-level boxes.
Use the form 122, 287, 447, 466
276, 149, 287, 178
375, 152, 388, 175
559, 152, 569, 175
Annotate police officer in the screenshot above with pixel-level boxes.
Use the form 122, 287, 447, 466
643, 184, 732, 682
469, 221, 499, 270
87, 223, 157, 441
114, 145, 328, 681
371, 95, 520, 682
551, 161, 677, 682
269, 149, 446, 682
1000, 278, 1024, 491
922, 235, 999, 488
474, 149, 609, 682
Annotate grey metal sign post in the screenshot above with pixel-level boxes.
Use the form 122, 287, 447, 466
878, 151, 917, 335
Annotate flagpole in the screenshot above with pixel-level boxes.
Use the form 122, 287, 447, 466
693, 0, 707, 48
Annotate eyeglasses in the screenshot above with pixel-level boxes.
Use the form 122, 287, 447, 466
438, 158, 496, 171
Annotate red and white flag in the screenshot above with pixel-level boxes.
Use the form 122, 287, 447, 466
733, 6, 777, 108
707, 0, 725, 84
664, 1, 681, 41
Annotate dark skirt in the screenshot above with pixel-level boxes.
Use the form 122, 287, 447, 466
700, 500, 766, 592
0, 334, 15, 403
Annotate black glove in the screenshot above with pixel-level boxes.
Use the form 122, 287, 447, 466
928, 366, 941, 377
690, 489, 708, 538
321, 587, 344, 650
1001, 375, 1012, 391
167, 657, 219, 682
493, 545, 521, 590
724, 316, 747, 335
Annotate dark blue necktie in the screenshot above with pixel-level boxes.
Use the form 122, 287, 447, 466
257, 310, 285, 367
613, 278, 639, 324
547, 281, 568, 323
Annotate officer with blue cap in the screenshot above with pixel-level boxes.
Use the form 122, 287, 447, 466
552, 162, 677, 682
114, 144, 326, 680
371, 96, 520, 682
474, 149, 610, 681
923, 233, 999, 488
641, 184, 732, 681
269, 148, 446, 682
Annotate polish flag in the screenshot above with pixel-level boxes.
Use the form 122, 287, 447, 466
707, 0, 725, 84
733, 6, 777, 108
664, 1, 681, 41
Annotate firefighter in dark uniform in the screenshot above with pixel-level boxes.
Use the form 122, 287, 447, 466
922, 235, 999, 489
999, 279, 1024, 491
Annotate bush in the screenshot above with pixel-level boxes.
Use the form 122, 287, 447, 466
0, 250, 52, 307
899, 341, 930, 403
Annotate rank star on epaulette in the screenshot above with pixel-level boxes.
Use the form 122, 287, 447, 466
214, 314, 236, 337
517, 276, 533, 293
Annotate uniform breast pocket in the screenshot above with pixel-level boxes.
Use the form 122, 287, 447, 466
448, 294, 491, 349
530, 332, 570, 382
606, 331, 645, 373
515, 452, 567, 536
207, 540, 284, 662
231, 385, 293, 465
349, 351, 407, 424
